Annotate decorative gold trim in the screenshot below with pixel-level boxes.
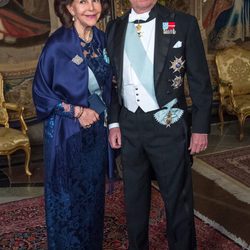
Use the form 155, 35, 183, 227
0, 73, 31, 176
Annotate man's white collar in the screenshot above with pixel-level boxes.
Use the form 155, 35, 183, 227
129, 9, 150, 22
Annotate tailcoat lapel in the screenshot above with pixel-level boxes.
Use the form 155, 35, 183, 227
112, 14, 129, 89
154, 5, 175, 87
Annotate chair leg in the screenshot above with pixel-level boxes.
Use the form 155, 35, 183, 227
23, 145, 32, 176
218, 104, 224, 135
238, 114, 246, 141
7, 154, 12, 176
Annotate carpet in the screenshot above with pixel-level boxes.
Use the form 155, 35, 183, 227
0, 182, 242, 250
195, 146, 250, 204
197, 146, 250, 187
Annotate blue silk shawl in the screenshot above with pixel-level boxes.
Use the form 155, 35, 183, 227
33, 26, 113, 182
33, 25, 111, 118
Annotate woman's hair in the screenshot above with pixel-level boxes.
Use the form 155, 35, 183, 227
54, 0, 110, 28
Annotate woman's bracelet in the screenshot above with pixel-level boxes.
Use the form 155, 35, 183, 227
78, 107, 84, 118
74, 106, 84, 118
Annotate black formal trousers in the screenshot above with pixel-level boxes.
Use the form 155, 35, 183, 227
119, 107, 196, 250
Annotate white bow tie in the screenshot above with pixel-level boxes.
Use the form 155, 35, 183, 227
128, 10, 150, 23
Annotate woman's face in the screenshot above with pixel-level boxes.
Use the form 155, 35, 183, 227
67, 0, 102, 28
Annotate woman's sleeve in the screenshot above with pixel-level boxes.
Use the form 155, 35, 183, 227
54, 103, 75, 118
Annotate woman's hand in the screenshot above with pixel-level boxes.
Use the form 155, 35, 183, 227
78, 108, 99, 128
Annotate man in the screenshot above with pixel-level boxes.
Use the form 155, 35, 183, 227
106, 0, 212, 249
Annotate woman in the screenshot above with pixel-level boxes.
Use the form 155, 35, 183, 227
32, 0, 112, 249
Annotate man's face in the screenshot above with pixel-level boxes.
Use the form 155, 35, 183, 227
129, 0, 157, 14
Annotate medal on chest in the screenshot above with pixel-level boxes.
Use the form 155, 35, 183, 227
136, 23, 143, 37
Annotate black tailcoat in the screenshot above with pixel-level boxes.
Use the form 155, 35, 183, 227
106, 3, 212, 132
106, 3, 213, 250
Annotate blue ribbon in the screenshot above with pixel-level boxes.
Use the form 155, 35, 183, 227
153, 98, 184, 127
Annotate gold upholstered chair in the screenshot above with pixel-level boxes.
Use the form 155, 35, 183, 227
215, 46, 250, 141
0, 73, 31, 176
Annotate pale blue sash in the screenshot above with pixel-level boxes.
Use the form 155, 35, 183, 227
88, 67, 101, 97
88, 67, 107, 124
124, 23, 156, 99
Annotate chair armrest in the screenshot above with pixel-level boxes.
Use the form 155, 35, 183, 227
219, 79, 231, 87
227, 83, 237, 110
4, 102, 20, 111
220, 80, 238, 109
4, 102, 28, 134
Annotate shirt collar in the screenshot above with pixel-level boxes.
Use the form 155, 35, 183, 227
129, 9, 150, 23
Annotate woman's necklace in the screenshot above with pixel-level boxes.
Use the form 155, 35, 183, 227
79, 28, 93, 43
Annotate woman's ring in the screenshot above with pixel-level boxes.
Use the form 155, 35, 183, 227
84, 125, 91, 128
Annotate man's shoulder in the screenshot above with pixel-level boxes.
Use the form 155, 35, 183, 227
174, 10, 196, 23
157, 3, 195, 23
106, 11, 129, 36
107, 11, 129, 27
106, 19, 116, 32
116, 10, 130, 22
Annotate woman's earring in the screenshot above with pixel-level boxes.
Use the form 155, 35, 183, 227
72, 16, 75, 22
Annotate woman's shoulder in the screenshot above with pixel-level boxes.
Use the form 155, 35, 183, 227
37, 26, 74, 62
94, 26, 105, 36
92, 26, 107, 47
93, 26, 106, 40
43, 26, 73, 52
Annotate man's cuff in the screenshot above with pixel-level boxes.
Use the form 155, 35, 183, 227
109, 123, 120, 129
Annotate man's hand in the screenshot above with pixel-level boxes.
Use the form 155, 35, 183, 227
188, 133, 208, 155
109, 127, 122, 149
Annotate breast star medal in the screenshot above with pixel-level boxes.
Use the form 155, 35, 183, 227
136, 23, 143, 37
171, 76, 183, 89
169, 56, 185, 73
165, 111, 172, 127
